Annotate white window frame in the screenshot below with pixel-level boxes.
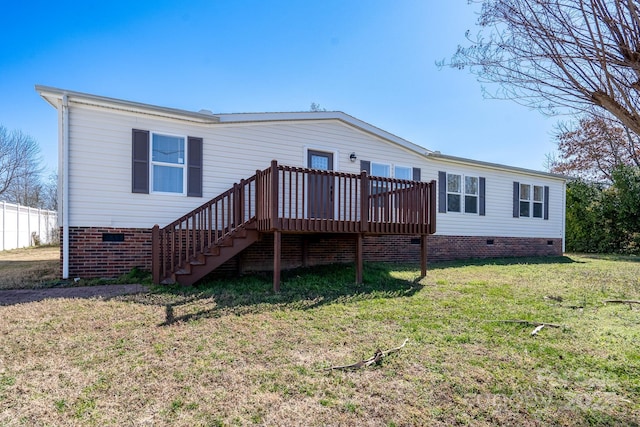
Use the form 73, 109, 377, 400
394, 165, 412, 180
150, 132, 188, 195
447, 173, 479, 215
371, 162, 391, 178
519, 183, 544, 219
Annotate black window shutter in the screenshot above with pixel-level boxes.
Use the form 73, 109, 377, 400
187, 136, 203, 197
513, 181, 520, 217
360, 160, 370, 174
543, 185, 550, 220
438, 171, 446, 213
479, 177, 486, 216
412, 167, 421, 181
132, 129, 149, 194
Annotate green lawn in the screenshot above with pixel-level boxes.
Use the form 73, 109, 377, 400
1, 254, 639, 426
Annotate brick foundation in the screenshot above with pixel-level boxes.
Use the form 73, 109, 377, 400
61, 227, 152, 279
61, 227, 563, 279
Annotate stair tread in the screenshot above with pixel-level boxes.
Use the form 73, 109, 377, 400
161, 219, 260, 286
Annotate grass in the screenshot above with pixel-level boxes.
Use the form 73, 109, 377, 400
1, 254, 639, 425
0, 245, 59, 289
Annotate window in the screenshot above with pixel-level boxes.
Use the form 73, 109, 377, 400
519, 184, 531, 217
371, 162, 390, 208
447, 174, 462, 212
465, 176, 479, 214
519, 184, 545, 218
151, 133, 186, 194
371, 162, 390, 178
439, 171, 486, 215
132, 129, 203, 197
444, 173, 480, 214
513, 181, 548, 219
395, 166, 412, 180
533, 185, 544, 218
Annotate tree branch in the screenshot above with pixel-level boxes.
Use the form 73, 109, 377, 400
325, 338, 409, 371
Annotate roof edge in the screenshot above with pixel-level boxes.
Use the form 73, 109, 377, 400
35, 85, 221, 124
34, 85, 432, 156
427, 152, 569, 180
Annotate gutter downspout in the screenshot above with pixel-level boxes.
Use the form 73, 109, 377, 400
562, 180, 566, 254
62, 94, 70, 279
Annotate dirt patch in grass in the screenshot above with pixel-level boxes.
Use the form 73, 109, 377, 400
0, 246, 59, 290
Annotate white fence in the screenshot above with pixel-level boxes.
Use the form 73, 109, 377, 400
0, 201, 59, 251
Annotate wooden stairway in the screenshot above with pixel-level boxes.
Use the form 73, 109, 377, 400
152, 175, 261, 287
160, 220, 260, 286
152, 161, 436, 288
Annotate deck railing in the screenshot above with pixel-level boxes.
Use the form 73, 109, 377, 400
152, 160, 436, 283
257, 161, 436, 234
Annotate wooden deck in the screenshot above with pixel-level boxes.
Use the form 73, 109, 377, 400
152, 161, 436, 289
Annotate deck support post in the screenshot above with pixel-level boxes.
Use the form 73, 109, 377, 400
355, 233, 363, 284
420, 234, 427, 278
360, 171, 369, 233
273, 230, 281, 292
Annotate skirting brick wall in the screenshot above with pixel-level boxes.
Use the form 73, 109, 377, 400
61, 227, 563, 279
427, 235, 562, 261
61, 227, 152, 279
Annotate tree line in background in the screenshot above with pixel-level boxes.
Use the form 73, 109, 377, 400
448, 0, 640, 254
554, 115, 640, 253
0, 125, 57, 211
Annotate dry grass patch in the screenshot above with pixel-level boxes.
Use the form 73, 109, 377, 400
0, 256, 639, 426
0, 245, 59, 289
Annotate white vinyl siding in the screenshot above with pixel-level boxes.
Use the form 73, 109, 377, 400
64, 100, 565, 240
66, 104, 429, 228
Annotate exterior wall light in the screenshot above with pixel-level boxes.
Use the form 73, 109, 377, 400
350, 152, 357, 162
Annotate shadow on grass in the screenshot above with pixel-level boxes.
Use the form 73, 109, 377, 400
116, 255, 584, 325
120, 262, 425, 326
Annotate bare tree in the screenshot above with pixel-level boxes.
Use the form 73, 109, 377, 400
310, 102, 327, 112
7, 174, 45, 207
0, 125, 44, 205
41, 172, 58, 211
551, 113, 640, 181
447, 0, 640, 136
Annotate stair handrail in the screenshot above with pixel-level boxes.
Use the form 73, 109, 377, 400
152, 173, 259, 283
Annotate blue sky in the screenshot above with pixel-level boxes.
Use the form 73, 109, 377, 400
0, 0, 558, 176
